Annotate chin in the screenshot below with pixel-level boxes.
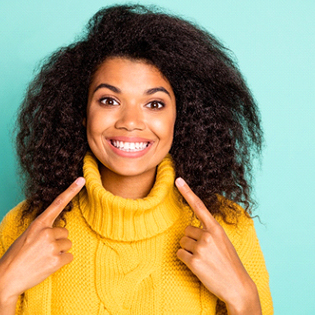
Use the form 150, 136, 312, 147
102, 161, 156, 178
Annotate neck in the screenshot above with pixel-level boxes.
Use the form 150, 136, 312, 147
99, 165, 157, 199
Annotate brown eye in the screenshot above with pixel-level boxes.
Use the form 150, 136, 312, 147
100, 97, 119, 106
146, 101, 164, 109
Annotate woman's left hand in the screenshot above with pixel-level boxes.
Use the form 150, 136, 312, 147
175, 177, 262, 315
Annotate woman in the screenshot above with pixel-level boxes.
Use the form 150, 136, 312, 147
0, 4, 273, 314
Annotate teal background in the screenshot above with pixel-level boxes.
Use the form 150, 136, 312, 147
1, 0, 314, 313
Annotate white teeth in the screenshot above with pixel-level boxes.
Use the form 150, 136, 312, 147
111, 140, 149, 152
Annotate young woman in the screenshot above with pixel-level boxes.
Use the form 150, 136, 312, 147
0, 4, 273, 315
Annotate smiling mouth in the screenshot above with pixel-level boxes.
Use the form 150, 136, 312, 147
110, 140, 150, 152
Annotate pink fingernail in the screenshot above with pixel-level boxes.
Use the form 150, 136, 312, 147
176, 177, 185, 187
75, 177, 85, 186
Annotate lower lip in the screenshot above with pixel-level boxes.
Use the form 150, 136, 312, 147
107, 141, 153, 158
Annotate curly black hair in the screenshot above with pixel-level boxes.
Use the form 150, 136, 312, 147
16, 4, 263, 225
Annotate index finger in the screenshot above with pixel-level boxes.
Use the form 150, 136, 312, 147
175, 177, 216, 230
36, 177, 85, 227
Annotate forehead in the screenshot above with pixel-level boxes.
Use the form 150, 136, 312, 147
90, 57, 173, 92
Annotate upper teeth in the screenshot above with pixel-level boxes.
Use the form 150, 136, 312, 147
111, 140, 149, 152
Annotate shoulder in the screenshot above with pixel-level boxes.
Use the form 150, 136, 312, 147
0, 201, 32, 251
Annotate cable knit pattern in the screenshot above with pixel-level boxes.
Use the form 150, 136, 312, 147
0, 152, 273, 314
80, 152, 182, 241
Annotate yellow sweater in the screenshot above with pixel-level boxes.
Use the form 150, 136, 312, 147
0, 152, 273, 314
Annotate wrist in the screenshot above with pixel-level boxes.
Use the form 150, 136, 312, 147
0, 289, 19, 310
0, 294, 18, 308
0, 264, 19, 308
225, 279, 262, 315
0, 295, 18, 315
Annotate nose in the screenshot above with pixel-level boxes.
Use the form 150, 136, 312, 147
114, 106, 146, 131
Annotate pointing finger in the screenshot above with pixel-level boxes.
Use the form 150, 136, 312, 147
175, 177, 216, 230
36, 177, 85, 227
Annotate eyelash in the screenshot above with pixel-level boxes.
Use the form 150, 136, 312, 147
98, 97, 165, 109
99, 97, 119, 106
146, 101, 165, 109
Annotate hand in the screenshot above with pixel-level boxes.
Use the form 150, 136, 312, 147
0, 177, 85, 305
175, 177, 261, 315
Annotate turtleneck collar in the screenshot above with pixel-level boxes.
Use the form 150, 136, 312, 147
78, 152, 182, 241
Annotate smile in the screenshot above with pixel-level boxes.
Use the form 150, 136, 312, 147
110, 140, 150, 152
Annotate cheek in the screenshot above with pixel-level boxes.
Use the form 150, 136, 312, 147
85, 110, 108, 154
153, 114, 176, 143
86, 109, 107, 135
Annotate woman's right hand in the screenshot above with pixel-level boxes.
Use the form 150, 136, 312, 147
0, 177, 85, 309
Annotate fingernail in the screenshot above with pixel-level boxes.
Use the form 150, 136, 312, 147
175, 177, 185, 187
75, 177, 85, 186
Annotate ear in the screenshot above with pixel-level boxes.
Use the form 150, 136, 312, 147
82, 117, 86, 127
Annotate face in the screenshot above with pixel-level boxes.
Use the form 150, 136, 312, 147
86, 57, 176, 180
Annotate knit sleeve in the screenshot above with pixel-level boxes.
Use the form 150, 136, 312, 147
0, 236, 5, 263
242, 219, 273, 315
0, 203, 29, 315
0, 202, 29, 253
215, 213, 274, 315
0, 208, 17, 256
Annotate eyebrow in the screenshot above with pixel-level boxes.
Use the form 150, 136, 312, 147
93, 83, 171, 98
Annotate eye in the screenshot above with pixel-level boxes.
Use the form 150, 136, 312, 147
99, 97, 119, 106
146, 101, 165, 110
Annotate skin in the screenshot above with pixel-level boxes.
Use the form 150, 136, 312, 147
85, 57, 177, 199
0, 57, 261, 314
